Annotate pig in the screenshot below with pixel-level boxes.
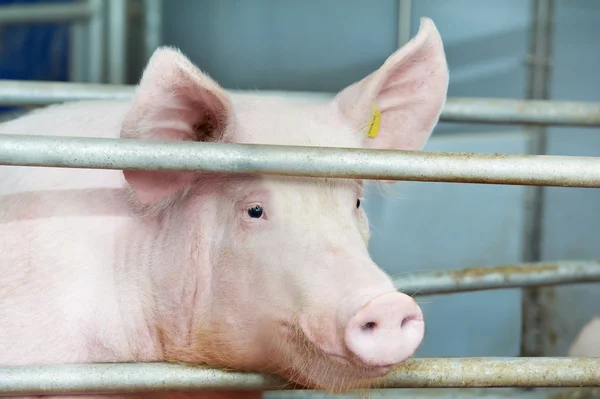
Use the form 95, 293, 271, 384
569, 316, 600, 357
0, 17, 448, 399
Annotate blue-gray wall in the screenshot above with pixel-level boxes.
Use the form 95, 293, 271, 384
130, 0, 600, 358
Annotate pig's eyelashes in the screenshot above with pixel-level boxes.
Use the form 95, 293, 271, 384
246, 205, 264, 219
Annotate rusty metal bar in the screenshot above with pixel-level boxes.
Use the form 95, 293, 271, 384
0, 134, 599, 188
0, 80, 599, 127
0, 358, 598, 396
521, 0, 556, 360
395, 260, 600, 296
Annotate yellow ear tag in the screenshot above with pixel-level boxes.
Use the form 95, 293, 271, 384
367, 104, 381, 138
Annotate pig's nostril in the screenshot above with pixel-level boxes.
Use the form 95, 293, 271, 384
401, 315, 417, 329
362, 321, 377, 331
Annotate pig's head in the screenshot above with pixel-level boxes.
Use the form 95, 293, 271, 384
120, 18, 448, 392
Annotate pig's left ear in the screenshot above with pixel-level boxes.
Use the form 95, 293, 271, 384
332, 17, 448, 152
120, 46, 235, 207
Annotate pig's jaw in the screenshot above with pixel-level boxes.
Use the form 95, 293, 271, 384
266, 331, 398, 392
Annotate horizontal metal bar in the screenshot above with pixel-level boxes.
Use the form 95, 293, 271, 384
444, 97, 600, 127
0, 2, 92, 24
1, 80, 600, 127
396, 260, 600, 296
268, 388, 600, 399
267, 388, 600, 399
0, 358, 599, 396
1, 134, 600, 188
0, 79, 326, 105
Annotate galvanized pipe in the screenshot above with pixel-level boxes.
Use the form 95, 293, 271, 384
397, 0, 412, 47
0, 358, 598, 396
442, 97, 600, 127
0, 2, 91, 24
396, 260, 600, 296
87, 0, 105, 83
107, 0, 128, 85
0, 80, 600, 127
267, 388, 600, 399
521, 0, 556, 359
69, 22, 88, 82
0, 80, 134, 104
143, 0, 163, 61
0, 134, 599, 188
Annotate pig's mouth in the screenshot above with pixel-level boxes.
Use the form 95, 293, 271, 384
269, 323, 402, 393
273, 352, 397, 393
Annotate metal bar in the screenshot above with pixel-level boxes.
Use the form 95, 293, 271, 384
143, 0, 163, 61
267, 388, 600, 399
395, 260, 600, 296
69, 22, 88, 83
0, 80, 133, 103
0, 80, 599, 127
87, 0, 105, 83
0, 358, 599, 396
0, 2, 91, 24
107, 0, 128, 84
397, 0, 412, 47
441, 98, 600, 127
0, 134, 600, 187
521, 0, 556, 359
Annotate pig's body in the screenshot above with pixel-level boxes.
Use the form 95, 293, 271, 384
569, 316, 600, 357
0, 18, 449, 399
0, 101, 159, 366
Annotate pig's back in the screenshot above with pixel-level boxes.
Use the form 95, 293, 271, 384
0, 100, 130, 193
0, 101, 151, 366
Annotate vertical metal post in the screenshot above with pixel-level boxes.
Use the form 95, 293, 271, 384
69, 22, 87, 82
107, 0, 128, 84
143, 0, 162, 61
87, 0, 105, 83
520, 0, 555, 358
397, 0, 412, 47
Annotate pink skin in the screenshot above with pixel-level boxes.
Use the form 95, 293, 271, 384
0, 17, 448, 399
568, 316, 600, 357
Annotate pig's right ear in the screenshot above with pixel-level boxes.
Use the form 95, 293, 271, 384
332, 17, 448, 155
120, 46, 235, 207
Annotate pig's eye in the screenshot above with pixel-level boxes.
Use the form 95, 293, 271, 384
247, 205, 264, 219
356, 199, 361, 208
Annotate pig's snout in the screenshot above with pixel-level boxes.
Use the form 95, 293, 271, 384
344, 292, 424, 367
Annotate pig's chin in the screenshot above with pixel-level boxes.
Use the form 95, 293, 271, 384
272, 350, 394, 393
269, 335, 395, 393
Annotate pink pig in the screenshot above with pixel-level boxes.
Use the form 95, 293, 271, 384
0, 18, 448, 399
569, 316, 600, 357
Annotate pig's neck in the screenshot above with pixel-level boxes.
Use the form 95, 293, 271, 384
116, 204, 263, 399
127, 201, 217, 365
